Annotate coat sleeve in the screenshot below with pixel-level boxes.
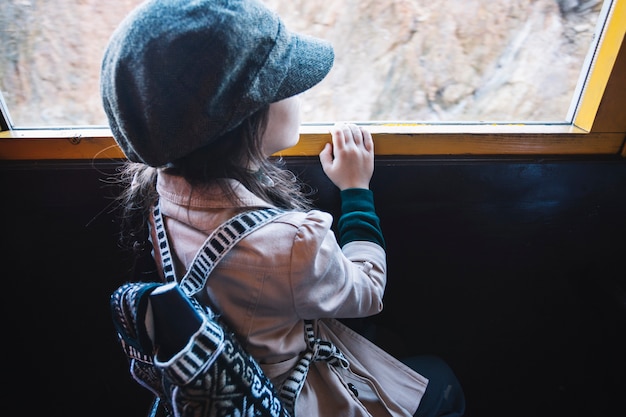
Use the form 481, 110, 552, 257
289, 209, 387, 320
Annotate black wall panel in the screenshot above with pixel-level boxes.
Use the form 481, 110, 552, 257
2, 156, 624, 417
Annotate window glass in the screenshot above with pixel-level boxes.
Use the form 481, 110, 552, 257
0, 0, 605, 128
0, 0, 142, 127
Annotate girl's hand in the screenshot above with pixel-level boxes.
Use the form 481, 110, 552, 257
319, 123, 374, 190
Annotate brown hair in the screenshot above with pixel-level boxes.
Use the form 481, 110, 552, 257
113, 105, 313, 255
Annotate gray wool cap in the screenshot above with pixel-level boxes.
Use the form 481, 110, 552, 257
100, 0, 334, 167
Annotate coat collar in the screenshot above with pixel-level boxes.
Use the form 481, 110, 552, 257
156, 170, 273, 209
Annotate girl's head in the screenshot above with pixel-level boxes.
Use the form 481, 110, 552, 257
102, 0, 333, 251
100, 0, 334, 168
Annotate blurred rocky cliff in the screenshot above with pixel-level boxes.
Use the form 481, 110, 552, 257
0, 0, 604, 126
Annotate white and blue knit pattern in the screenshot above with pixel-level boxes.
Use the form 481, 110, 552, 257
155, 314, 226, 386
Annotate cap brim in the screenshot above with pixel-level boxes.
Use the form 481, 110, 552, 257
273, 33, 335, 102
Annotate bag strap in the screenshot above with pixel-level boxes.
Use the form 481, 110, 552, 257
153, 202, 285, 296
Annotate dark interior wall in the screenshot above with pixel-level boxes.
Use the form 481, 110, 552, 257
1, 156, 624, 417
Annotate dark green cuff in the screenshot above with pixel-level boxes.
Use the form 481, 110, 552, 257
337, 188, 385, 249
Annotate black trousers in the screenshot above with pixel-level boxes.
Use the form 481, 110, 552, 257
401, 355, 466, 417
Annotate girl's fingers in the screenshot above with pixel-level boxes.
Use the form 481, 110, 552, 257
348, 124, 363, 145
362, 127, 374, 152
331, 123, 346, 149
330, 123, 373, 156
333, 122, 366, 146
321, 123, 374, 190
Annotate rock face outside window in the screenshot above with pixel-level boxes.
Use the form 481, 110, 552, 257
0, 0, 604, 127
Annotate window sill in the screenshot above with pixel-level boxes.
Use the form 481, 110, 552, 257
0, 124, 624, 161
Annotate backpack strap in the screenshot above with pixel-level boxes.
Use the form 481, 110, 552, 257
152, 202, 285, 296
277, 321, 349, 409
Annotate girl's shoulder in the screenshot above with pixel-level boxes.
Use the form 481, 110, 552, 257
246, 208, 336, 247
273, 209, 334, 230
240, 209, 338, 261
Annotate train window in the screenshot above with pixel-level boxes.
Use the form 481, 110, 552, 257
0, 0, 608, 126
0, 0, 624, 159
268, 0, 606, 125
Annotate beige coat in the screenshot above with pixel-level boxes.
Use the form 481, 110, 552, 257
151, 172, 428, 417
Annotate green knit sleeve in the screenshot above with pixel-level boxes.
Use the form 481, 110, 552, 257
337, 188, 385, 249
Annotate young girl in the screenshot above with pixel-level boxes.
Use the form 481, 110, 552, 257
101, 0, 465, 416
